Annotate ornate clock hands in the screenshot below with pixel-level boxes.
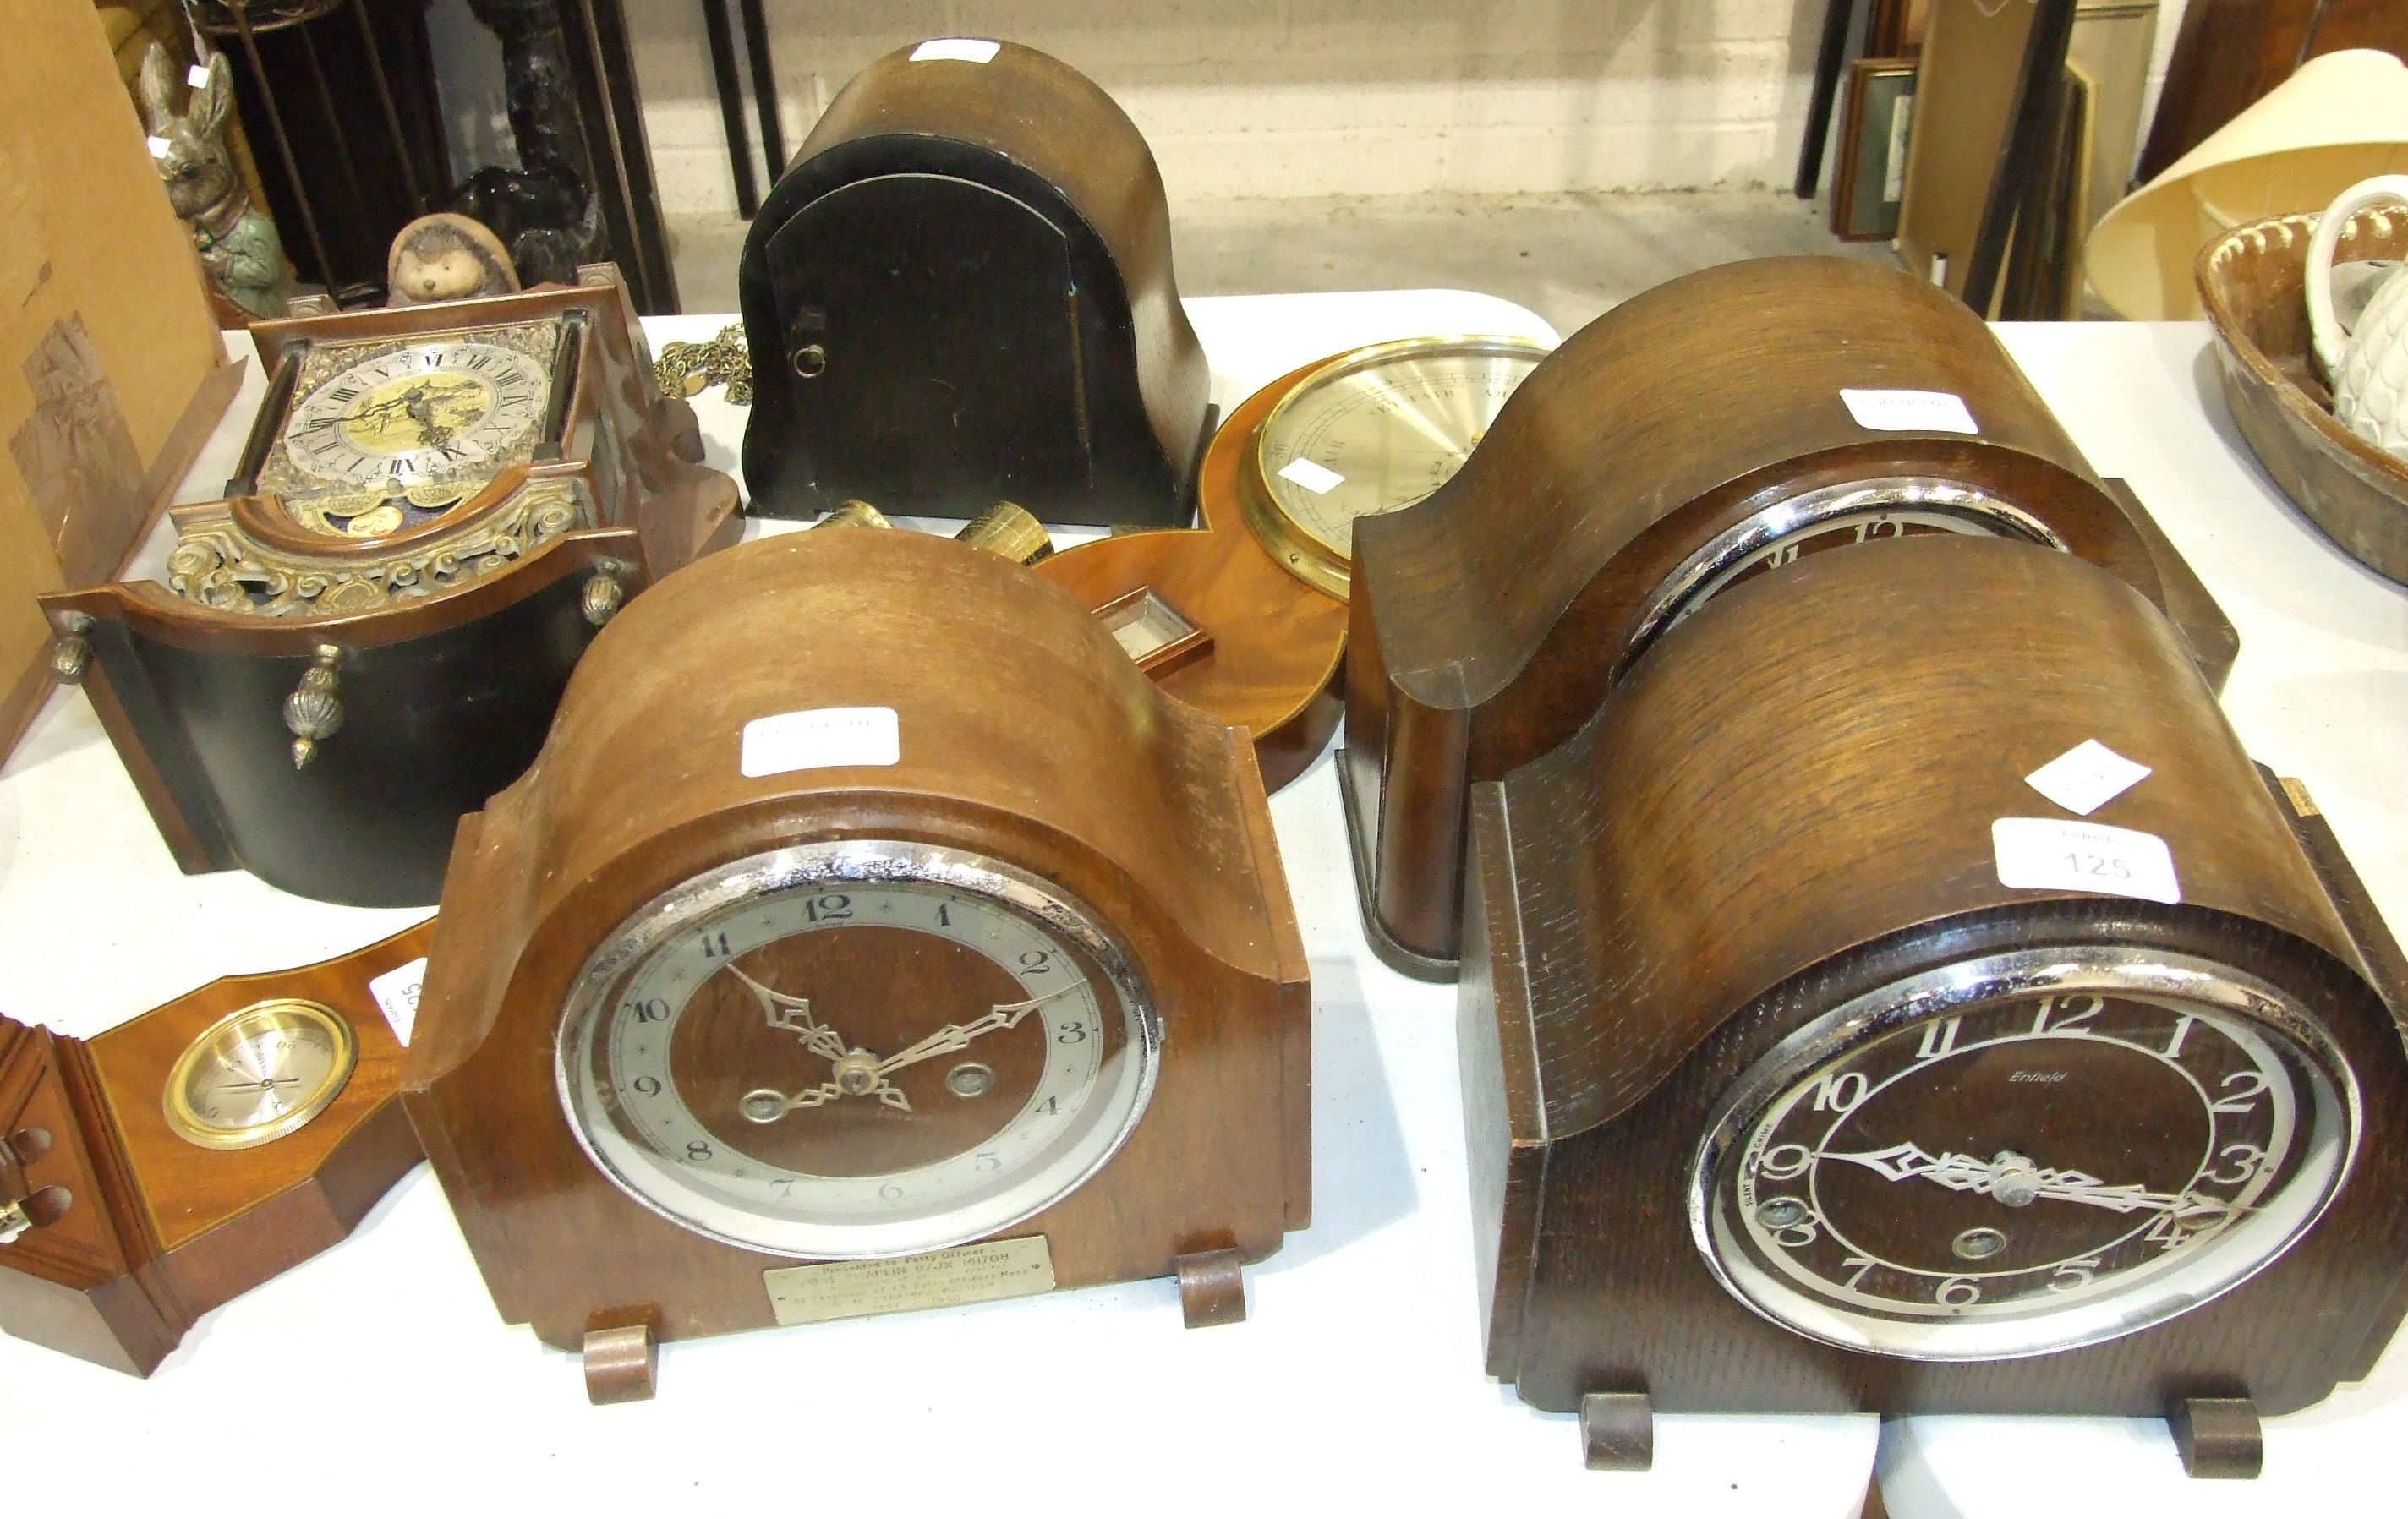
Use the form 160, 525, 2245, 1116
872, 981, 1088, 1079
1820, 1141, 2231, 1217
729, 964, 848, 1063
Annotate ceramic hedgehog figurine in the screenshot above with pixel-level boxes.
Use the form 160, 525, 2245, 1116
138, 43, 293, 320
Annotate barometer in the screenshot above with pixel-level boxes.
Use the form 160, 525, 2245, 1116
0, 923, 427, 1374
1240, 336, 1546, 598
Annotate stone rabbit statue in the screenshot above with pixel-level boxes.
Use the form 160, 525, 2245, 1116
138, 44, 293, 320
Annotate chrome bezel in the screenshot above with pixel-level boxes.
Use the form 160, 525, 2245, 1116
1688, 947, 2360, 1362
556, 840, 1162, 1260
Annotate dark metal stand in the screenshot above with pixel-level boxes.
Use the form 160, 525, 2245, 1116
1961, 0, 2078, 316
700, 0, 788, 219
1794, 0, 1863, 199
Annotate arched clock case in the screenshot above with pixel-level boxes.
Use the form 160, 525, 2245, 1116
1459, 536, 2408, 1474
403, 529, 1311, 1401
738, 41, 1211, 528
1344, 255, 2237, 979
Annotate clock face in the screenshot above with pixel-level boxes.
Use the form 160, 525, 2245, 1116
1691, 948, 2358, 1360
557, 841, 1161, 1259
1618, 478, 2068, 675
163, 999, 358, 1150
1246, 336, 1546, 596
263, 323, 556, 537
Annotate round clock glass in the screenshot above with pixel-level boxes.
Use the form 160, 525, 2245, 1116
1691, 948, 2359, 1361
279, 336, 552, 535
1243, 336, 1548, 598
1617, 478, 2067, 674
558, 841, 1162, 1259
162, 998, 359, 1150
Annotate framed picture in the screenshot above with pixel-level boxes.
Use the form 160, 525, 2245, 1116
1834, 58, 1920, 242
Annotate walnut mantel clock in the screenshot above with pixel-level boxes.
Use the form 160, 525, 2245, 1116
403, 529, 1310, 1402
39, 266, 742, 908
0, 923, 428, 1375
1461, 536, 2408, 1478
1344, 256, 2236, 979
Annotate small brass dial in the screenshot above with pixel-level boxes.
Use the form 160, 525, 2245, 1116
1240, 335, 1548, 598
163, 999, 358, 1150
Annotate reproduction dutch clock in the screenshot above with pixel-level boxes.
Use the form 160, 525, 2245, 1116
1460, 535, 2408, 1478
39, 265, 742, 907
0, 922, 428, 1375
404, 528, 1310, 1402
740, 41, 1211, 528
1237, 336, 1547, 599
1345, 254, 2236, 978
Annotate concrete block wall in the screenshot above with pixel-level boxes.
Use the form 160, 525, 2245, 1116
629, 1, 1833, 216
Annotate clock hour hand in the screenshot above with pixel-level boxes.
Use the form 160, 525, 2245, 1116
1821, 1142, 2225, 1216
872, 981, 1086, 1079
739, 1077, 911, 1122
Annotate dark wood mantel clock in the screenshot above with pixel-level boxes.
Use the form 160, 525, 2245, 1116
403, 528, 1310, 1402
39, 266, 742, 908
1461, 536, 2408, 1478
738, 40, 1211, 528
1344, 255, 2236, 980
0, 922, 429, 1375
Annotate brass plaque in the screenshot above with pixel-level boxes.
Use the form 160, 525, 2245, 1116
764, 1236, 1057, 1326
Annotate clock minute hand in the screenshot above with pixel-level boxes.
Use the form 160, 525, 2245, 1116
728, 964, 848, 1063
873, 981, 1087, 1079
1821, 1143, 2215, 1216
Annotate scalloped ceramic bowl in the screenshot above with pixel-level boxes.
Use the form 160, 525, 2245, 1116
2198, 205, 2408, 584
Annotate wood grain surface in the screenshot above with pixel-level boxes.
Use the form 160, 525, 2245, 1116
406, 528, 1311, 1352
0, 921, 430, 1374
1460, 534, 2408, 1418
1034, 356, 1349, 792
1346, 254, 2213, 975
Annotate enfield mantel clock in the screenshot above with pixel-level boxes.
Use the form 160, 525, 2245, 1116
404, 528, 1311, 1402
1460, 536, 2408, 1477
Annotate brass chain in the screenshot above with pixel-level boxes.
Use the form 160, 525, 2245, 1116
653, 324, 752, 406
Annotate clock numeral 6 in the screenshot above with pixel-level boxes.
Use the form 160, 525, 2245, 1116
1936, 1276, 1983, 1308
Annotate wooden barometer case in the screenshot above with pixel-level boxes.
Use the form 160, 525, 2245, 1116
738, 40, 1211, 527
1344, 255, 2236, 978
403, 529, 1310, 1402
1032, 355, 1354, 791
0, 922, 428, 1375
37, 266, 742, 909
1461, 536, 2408, 1477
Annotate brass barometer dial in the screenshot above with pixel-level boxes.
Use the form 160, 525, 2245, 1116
1242, 336, 1548, 598
161, 998, 360, 1150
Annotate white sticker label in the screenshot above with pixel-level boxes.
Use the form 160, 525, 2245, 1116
369, 957, 428, 1047
1842, 388, 1978, 434
910, 38, 1001, 63
2025, 740, 2152, 817
1993, 818, 2181, 904
1276, 457, 1345, 494
187, 63, 213, 89
742, 706, 900, 778
145, 134, 172, 159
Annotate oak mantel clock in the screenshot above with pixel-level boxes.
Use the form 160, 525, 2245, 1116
39, 266, 742, 908
1461, 536, 2408, 1478
0, 923, 428, 1375
403, 529, 1311, 1402
1344, 255, 2236, 979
